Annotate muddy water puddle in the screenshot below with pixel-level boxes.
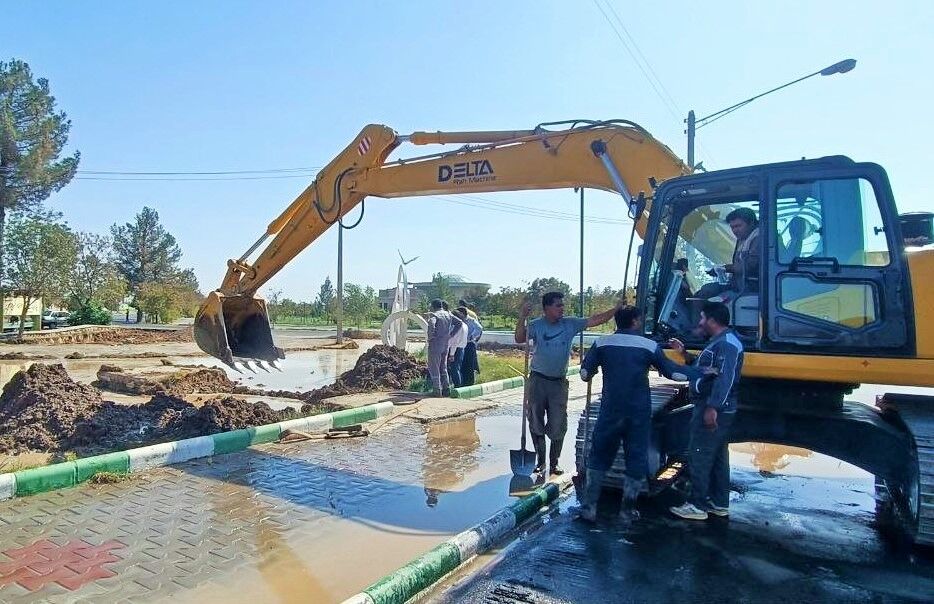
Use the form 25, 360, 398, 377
177, 413, 580, 604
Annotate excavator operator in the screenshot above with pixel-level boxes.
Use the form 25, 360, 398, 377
691, 208, 760, 322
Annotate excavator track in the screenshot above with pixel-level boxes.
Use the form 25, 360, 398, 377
878, 393, 934, 547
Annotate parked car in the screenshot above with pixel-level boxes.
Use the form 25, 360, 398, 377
2, 315, 35, 332
41, 310, 71, 329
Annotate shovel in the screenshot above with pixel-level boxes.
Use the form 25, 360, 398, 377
510, 319, 538, 477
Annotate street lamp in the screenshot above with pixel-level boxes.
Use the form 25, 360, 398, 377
686, 59, 856, 169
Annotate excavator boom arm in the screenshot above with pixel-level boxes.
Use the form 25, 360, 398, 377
195, 120, 687, 365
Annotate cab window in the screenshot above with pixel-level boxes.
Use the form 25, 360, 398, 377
775, 178, 890, 266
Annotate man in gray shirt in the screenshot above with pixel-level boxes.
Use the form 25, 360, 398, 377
426, 299, 454, 397
515, 292, 621, 475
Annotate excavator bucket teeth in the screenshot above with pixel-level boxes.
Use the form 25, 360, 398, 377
194, 292, 285, 365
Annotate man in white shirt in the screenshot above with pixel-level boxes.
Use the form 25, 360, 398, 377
447, 308, 469, 388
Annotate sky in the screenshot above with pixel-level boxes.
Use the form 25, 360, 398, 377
6, 1, 933, 302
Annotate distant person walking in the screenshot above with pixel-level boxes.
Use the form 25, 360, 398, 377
460, 307, 483, 387
669, 301, 744, 521
426, 299, 454, 397
515, 292, 621, 475
448, 308, 469, 388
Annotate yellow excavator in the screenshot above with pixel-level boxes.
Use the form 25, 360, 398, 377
194, 119, 934, 545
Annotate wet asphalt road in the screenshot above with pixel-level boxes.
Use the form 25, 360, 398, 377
434, 453, 934, 604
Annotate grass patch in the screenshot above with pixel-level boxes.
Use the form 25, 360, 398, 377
477, 353, 526, 382
88, 471, 131, 485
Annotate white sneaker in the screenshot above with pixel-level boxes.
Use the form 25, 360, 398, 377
706, 501, 729, 517
669, 502, 708, 520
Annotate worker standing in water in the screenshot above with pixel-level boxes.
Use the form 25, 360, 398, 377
577, 305, 696, 522
515, 292, 620, 475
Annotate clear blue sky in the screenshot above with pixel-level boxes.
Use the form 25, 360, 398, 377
7, 1, 933, 301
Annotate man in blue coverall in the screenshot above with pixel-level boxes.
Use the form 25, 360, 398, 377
577, 305, 697, 523
669, 300, 744, 521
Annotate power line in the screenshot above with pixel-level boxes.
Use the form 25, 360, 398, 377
591, 0, 681, 122
77, 166, 322, 175
428, 195, 632, 226
457, 193, 630, 224
603, 1, 682, 115
76, 172, 320, 181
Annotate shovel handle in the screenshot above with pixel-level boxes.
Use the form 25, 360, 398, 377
520, 318, 531, 449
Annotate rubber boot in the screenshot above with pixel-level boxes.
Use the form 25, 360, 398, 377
619, 475, 646, 523
532, 435, 547, 474
578, 469, 606, 523
549, 437, 564, 475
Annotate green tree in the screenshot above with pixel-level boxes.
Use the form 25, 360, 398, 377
315, 276, 335, 320
136, 270, 202, 324
265, 289, 282, 324
0, 59, 80, 296
111, 207, 182, 321
69, 232, 125, 310
526, 277, 572, 301
4, 215, 76, 337
343, 283, 376, 327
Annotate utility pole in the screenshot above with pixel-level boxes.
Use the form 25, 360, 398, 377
336, 225, 344, 344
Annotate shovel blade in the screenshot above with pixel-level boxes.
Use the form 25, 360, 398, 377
509, 448, 538, 477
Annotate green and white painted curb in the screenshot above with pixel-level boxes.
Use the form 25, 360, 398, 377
451, 365, 581, 400
340, 474, 572, 604
0, 402, 394, 502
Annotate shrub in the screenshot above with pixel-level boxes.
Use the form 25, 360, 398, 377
69, 301, 112, 326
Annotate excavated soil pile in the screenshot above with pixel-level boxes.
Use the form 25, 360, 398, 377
14, 326, 193, 346
65, 394, 298, 454
0, 364, 300, 455
0, 364, 104, 454
95, 365, 304, 400
301, 345, 424, 410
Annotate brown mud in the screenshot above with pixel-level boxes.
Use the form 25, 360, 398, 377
2, 326, 193, 346
0, 346, 425, 456
300, 345, 424, 411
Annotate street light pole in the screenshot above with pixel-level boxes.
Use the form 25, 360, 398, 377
685, 59, 856, 169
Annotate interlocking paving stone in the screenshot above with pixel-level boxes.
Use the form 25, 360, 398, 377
0, 381, 591, 603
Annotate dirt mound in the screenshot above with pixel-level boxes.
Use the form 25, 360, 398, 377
95, 366, 239, 396
342, 329, 380, 340
10, 326, 193, 346
301, 345, 424, 411
64, 394, 298, 455
0, 364, 104, 454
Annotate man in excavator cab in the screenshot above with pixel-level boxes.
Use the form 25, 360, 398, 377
691, 207, 760, 323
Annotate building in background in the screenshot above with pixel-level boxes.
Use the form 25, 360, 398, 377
378, 280, 490, 311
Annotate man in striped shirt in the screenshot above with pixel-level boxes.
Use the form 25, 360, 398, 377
669, 301, 744, 521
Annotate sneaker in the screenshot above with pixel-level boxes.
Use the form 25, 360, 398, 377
550, 465, 565, 476
618, 508, 641, 523
706, 501, 729, 517
441, 388, 451, 397
669, 502, 708, 520
533, 463, 546, 475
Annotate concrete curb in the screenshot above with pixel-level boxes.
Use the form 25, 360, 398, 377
340, 474, 572, 604
451, 365, 580, 399
0, 402, 394, 502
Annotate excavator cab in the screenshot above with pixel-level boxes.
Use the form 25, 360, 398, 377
194, 291, 284, 367
638, 155, 914, 359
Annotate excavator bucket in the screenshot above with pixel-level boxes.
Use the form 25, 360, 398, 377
194, 291, 285, 366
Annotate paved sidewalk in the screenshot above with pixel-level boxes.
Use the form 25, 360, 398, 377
0, 379, 595, 603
